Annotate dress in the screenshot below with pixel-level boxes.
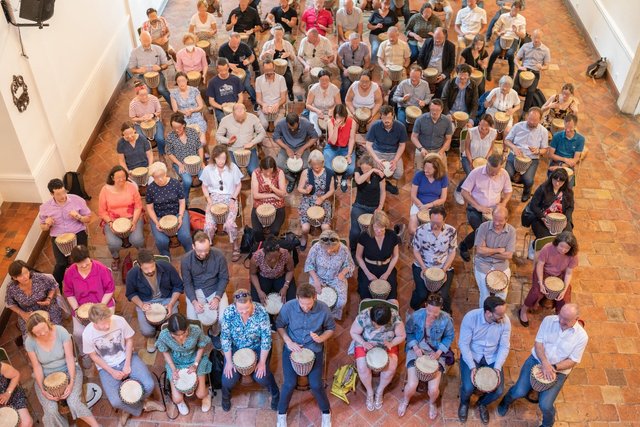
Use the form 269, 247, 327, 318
348, 307, 402, 355
0, 366, 28, 409
357, 230, 399, 299
299, 169, 332, 225
542, 95, 577, 129
156, 324, 213, 381
170, 87, 208, 133
5, 273, 63, 336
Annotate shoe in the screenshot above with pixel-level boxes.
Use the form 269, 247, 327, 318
518, 306, 530, 327
386, 181, 399, 195
111, 258, 120, 271
222, 398, 231, 412
497, 399, 509, 416
454, 189, 464, 205
460, 247, 471, 262
521, 192, 531, 203
286, 181, 296, 193
340, 177, 348, 192
374, 392, 383, 410
271, 391, 280, 411
528, 241, 535, 260
277, 414, 288, 427
177, 402, 189, 416
118, 411, 131, 427
143, 400, 165, 412
429, 402, 438, 420
201, 395, 212, 413
146, 337, 156, 353
321, 413, 332, 427
478, 404, 490, 424
458, 403, 469, 422
366, 393, 375, 411
397, 399, 409, 417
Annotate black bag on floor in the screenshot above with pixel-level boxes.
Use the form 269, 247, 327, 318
587, 57, 607, 79
208, 349, 224, 392
63, 171, 91, 200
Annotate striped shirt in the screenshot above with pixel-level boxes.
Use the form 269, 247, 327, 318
128, 95, 161, 119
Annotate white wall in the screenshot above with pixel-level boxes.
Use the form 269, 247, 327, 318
567, 0, 639, 92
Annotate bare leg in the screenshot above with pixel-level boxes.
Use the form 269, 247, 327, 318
375, 355, 398, 408
427, 371, 442, 419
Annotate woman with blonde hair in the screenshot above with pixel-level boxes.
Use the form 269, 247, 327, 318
408, 154, 448, 235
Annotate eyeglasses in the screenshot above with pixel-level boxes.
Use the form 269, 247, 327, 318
552, 176, 566, 183
320, 237, 339, 244
219, 180, 224, 191
234, 292, 250, 299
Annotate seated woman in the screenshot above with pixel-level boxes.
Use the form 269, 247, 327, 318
128, 82, 166, 156
116, 121, 153, 176
304, 229, 355, 320
98, 165, 144, 271
260, 24, 296, 101
519, 232, 578, 327
355, 211, 399, 300
541, 83, 579, 130
399, 294, 454, 419
249, 237, 296, 307
405, 3, 441, 63
146, 161, 192, 256
170, 71, 208, 135
349, 303, 406, 411
63, 245, 115, 362
345, 71, 383, 132
454, 114, 497, 202
25, 312, 99, 427
349, 154, 386, 250
297, 150, 336, 249
306, 70, 341, 137
408, 154, 448, 236
367, 0, 399, 64
188, 0, 219, 58
165, 112, 205, 206
156, 314, 212, 415
521, 168, 574, 242
175, 34, 208, 83
484, 75, 520, 133
324, 104, 357, 192
251, 156, 287, 242
6, 260, 63, 341
459, 34, 488, 95
0, 361, 33, 427
201, 144, 243, 261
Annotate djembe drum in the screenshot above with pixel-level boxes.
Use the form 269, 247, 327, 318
119, 379, 144, 406
265, 109, 280, 132
145, 303, 168, 327
514, 155, 532, 174
406, 106, 422, 125
210, 204, 229, 233
473, 366, 500, 393
550, 118, 565, 135
377, 32, 388, 43
485, 270, 509, 294
347, 65, 363, 82
174, 368, 198, 396
472, 158, 487, 169
112, 217, 133, 248
265, 293, 284, 315
388, 65, 403, 84
187, 71, 202, 87
222, 102, 235, 116
140, 120, 157, 141
159, 214, 180, 248
310, 67, 323, 84
307, 206, 326, 228
519, 70, 535, 89
239, 32, 250, 44
494, 112, 510, 135
232, 67, 246, 83
234, 149, 251, 176
500, 35, 515, 50
381, 161, 393, 178
0, 407, 19, 427
530, 364, 557, 392
470, 69, 483, 87
417, 209, 430, 225
415, 355, 439, 382
130, 166, 149, 196
331, 155, 348, 180
43, 372, 69, 399
422, 267, 446, 292
143, 71, 160, 96
357, 213, 373, 233
482, 208, 493, 222
286, 156, 304, 175
184, 155, 203, 187
233, 348, 257, 384
344, 30, 354, 40
546, 212, 567, 235
369, 279, 391, 299
318, 286, 337, 309
543, 276, 566, 300
196, 39, 210, 58
274, 58, 288, 76
463, 34, 475, 47
291, 348, 316, 391
76, 303, 94, 326
55, 233, 77, 257
453, 111, 469, 129
355, 107, 372, 134
256, 204, 276, 228
366, 347, 389, 373
423, 67, 439, 84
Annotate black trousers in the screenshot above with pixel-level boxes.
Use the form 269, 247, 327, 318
52, 230, 88, 288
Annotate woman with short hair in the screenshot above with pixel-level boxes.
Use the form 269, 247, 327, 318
522, 168, 574, 240
484, 75, 520, 133
249, 237, 296, 305
306, 69, 341, 137
349, 154, 386, 250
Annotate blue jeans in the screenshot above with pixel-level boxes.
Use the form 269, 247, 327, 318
369, 34, 381, 64
135, 120, 166, 155
459, 357, 504, 407
172, 164, 203, 206
98, 354, 156, 416
349, 202, 376, 250
323, 145, 355, 178
135, 296, 179, 337
501, 354, 567, 427
214, 108, 226, 124
408, 41, 420, 64
221, 350, 279, 402
460, 205, 486, 252
230, 148, 259, 176
149, 211, 193, 257
340, 74, 352, 103
278, 346, 330, 414
139, 72, 171, 104
243, 68, 257, 103
505, 153, 539, 196
487, 37, 519, 77
456, 156, 472, 191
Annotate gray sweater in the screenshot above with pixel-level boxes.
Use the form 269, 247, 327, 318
181, 248, 229, 303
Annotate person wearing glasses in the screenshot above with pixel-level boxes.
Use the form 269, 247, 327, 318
275, 284, 335, 427
273, 113, 319, 194
458, 296, 511, 424
165, 112, 205, 206
392, 66, 432, 126
337, 32, 371, 102
116, 121, 154, 174
250, 156, 288, 242
141, 8, 176, 62
201, 144, 243, 262
221, 289, 280, 412
304, 229, 354, 321
260, 24, 297, 101
38, 178, 91, 288
181, 231, 229, 330
297, 28, 336, 89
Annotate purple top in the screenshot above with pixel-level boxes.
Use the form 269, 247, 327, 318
39, 194, 91, 237
5, 272, 63, 335
63, 260, 116, 314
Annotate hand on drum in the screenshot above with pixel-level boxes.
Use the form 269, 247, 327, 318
513, 148, 523, 157
281, 52, 290, 59
36, 298, 51, 307
122, 363, 132, 378
314, 196, 324, 206
193, 300, 205, 314
402, 94, 411, 103
223, 363, 235, 379
151, 64, 161, 72
42, 388, 58, 401
257, 291, 267, 305
389, 160, 398, 172
413, 347, 423, 357
556, 288, 567, 301
61, 382, 73, 400
178, 163, 186, 174
187, 365, 197, 375
304, 65, 311, 74
255, 360, 267, 379
0, 391, 11, 405
366, 272, 377, 281
279, 287, 288, 302
430, 350, 442, 360
541, 362, 556, 381
109, 368, 127, 381
142, 303, 152, 312
383, 340, 393, 350
362, 341, 374, 351
435, 74, 444, 83
286, 340, 302, 353
209, 297, 220, 311
45, 217, 55, 226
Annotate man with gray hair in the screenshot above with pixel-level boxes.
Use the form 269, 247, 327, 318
216, 103, 265, 175
128, 31, 171, 103
336, 0, 363, 43
298, 28, 336, 88
377, 27, 411, 91
337, 32, 371, 101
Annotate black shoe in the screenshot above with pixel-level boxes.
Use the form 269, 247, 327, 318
386, 182, 399, 195
286, 181, 296, 193
222, 398, 231, 412
271, 391, 280, 411
497, 400, 509, 417
478, 404, 490, 424
521, 192, 531, 203
486, 72, 492, 82
458, 403, 469, 422
340, 177, 348, 193
518, 306, 530, 327
460, 247, 471, 262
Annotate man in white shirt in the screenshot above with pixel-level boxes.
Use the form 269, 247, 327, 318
498, 304, 588, 427
486, 1, 526, 80
454, 0, 487, 44
216, 103, 266, 174
377, 27, 411, 91
256, 59, 288, 131
298, 28, 336, 88
336, 0, 363, 42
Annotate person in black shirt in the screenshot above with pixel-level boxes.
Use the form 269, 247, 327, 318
226, 0, 262, 50
348, 154, 386, 250
218, 33, 258, 104
267, 0, 298, 40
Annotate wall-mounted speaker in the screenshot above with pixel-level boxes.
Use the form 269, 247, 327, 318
19, 0, 55, 23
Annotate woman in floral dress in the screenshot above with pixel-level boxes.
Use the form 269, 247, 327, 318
170, 72, 208, 134
0, 361, 33, 426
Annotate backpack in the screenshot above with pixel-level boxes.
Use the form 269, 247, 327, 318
531, 89, 547, 109
63, 171, 91, 200
587, 57, 607, 79
208, 349, 224, 391
187, 208, 206, 234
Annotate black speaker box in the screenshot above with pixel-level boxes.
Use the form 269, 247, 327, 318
19, 0, 55, 22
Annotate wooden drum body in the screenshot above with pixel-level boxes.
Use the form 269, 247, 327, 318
130, 167, 149, 189
485, 270, 509, 294
210, 203, 229, 225
307, 206, 326, 228
530, 364, 557, 392
354, 107, 372, 134
143, 71, 160, 89
256, 204, 277, 228
55, 233, 77, 257
546, 212, 567, 235
500, 36, 515, 50
43, 371, 69, 399
187, 71, 202, 87
347, 66, 363, 82
519, 71, 535, 89
422, 267, 446, 292
159, 214, 180, 248
453, 111, 469, 129
470, 69, 483, 87
140, 120, 157, 141
550, 118, 565, 135
234, 149, 251, 170
415, 355, 439, 382
291, 348, 315, 377
184, 155, 202, 176
232, 68, 246, 83
310, 67, 323, 84
369, 279, 391, 299
366, 347, 389, 373
222, 102, 235, 116
423, 67, 439, 84
513, 155, 532, 174
494, 112, 510, 134
388, 65, 403, 83
274, 59, 288, 76
76, 303, 94, 326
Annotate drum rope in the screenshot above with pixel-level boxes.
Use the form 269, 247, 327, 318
155, 370, 180, 420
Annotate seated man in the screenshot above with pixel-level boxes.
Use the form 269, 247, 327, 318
336, 0, 364, 43
125, 249, 183, 353
365, 105, 408, 195
128, 30, 170, 104
256, 59, 288, 130
266, 0, 298, 41
417, 27, 456, 98
411, 99, 452, 168
83, 303, 164, 426
297, 28, 336, 89
377, 27, 411, 91
513, 29, 551, 112
216, 103, 265, 175
206, 58, 244, 124
547, 113, 584, 187
225, 0, 262, 50
473, 206, 516, 308
141, 7, 176, 61
392, 65, 432, 125
218, 33, 257, 107
503, 107, 548, 202
485, 1, 526, 81
441, 63, 478, 127
337, 33, 372, 101
410, 205, 456, 313
273, 113, 319, 193
221, 288, 280, 412
454, 0, 487, 46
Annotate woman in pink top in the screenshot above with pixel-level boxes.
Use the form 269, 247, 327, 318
301, 0, 334, 35
63, 245, 115, 360
98, 166, 144, 270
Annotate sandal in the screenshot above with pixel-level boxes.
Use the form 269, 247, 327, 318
374, 392, 383, 410
366, 393, 375, 412
397, 399, 409, 417
231, 250, 241, 262
429, 403, 438, 420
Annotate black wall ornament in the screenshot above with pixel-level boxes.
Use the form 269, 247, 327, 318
11, 75, 29, 112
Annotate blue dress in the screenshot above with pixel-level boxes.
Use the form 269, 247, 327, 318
156, 324, 212, 380
170, 86, 208, 133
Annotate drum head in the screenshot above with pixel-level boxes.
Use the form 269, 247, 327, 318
291, 347, 315, 364
425, 267, 445, 282
453, 111, 469, 122
77, 303, 94, 318
184, 155, 201, 166
307, 206, 325, 220
159, 215, 178, 230
146, 303, 167, 323
222, 102, 235, 114
274, 58, 287, 66
131, 166, 148, 177
425, 67, 438, 77
472, 158, 487, 169
486, 270, 509, 292
318, 286, 337, 307
415, 355, 439, 374
211, 203, 228, 215
474, 367, 499, 392
366, 347, 388, 370
369, 279, 390, 294
311, 67, 323, 77
144, 71, 159, 79
495, 112, 509, 122
0, 407, 19, 425
256, 204, 276, 217
56, 232, 76, 244
406, 106, 422, 119
112, 217, 132, 233
120, 379, 143, 401
515, 155, 531, 164
544, 276, 565, 292
233, 348, 257, 367
347, 65, 362, 74
389, 65, 403, 72
265, 293, 283, 315
286, 157, 303, 172
175, 368, 197, 389
547, 212, 566, 221
358, 213, 372, 227
381, 161, 393, 177
355, 107, 371, 121
331, 156, 348, 174
187, 71, 201, 80
44, 371, 68, 389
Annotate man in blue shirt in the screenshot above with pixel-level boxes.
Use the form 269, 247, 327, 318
547, 114, 584, 187
273, 113, 319, 193
206, 58, 244, 124
458, 296, 511, 424
365, 105, 409, 194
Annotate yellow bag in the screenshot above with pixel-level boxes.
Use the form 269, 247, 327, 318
331, 364, 358, 404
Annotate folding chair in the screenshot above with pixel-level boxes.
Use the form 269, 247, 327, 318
133, 254, 171, 267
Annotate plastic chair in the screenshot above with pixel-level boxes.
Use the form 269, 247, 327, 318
133, 254, 171, 267
358, 299, 399, 313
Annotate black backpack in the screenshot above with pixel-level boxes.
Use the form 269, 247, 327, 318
587, 57, 607, 79
63, 171, 91, 200
208, 349, 224, 391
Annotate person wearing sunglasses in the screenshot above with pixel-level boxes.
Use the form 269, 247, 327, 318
304, 229, 354, 320
297, 28, 336, 89
220, 289, 280, 412
275, 284, 336, 427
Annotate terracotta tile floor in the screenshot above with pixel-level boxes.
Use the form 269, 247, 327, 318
2, 0, 640, 425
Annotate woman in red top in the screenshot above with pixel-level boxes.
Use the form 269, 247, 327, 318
324, 104, 356, 192
250, 156, 287, 242
300, 0, 333, 36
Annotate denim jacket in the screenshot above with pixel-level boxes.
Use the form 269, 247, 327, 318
405, 308, 455, 354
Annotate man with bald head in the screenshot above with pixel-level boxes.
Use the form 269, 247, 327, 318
336, 0, 363, 43
417, 27, 456, 97
337, 32, 371, 101
473, 205, 516, 307
128, 30, 171, 103
377, 27, 411, 91
216, 103, 265, 175
498, 303, 588, 427
514, 29, 551, 112
297, 28, 336, 88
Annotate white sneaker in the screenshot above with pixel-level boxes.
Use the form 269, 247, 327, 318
146, 337, 157, 353
528, 241, 535, 260
321, 413, 332, 427
177, 402, 189, 416
454, 190, 464, 205
277, 413, 288, 427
